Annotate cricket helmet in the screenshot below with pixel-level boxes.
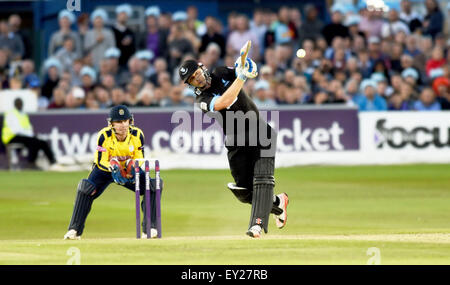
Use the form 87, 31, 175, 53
108, 105, 133, 124
179, 60, 212, 90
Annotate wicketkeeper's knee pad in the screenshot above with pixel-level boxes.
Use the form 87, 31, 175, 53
227, 183, 252, 204
77, 179, 97, 196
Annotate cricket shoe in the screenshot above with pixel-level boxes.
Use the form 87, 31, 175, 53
274, 193, 289, 229
63, 229, 81, 240
141, 228, 158, 239
246, 225, 262, 238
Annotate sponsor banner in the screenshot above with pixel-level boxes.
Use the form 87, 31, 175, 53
0, 107, 359, 169
359, 112, 450, 164
360, 112, 450, 151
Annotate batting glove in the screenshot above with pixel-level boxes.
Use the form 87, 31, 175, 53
235, 57, 258, 80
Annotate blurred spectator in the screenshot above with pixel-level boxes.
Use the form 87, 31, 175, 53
41, 58, 62, 105
432, 76, 450, 109
253, 80, 277, 108
93, 85, 111, 108
182, 87, 195, 105
399, 0, 423, 33
48, 10, 81, 58
425, 46, 445, 77
76, 13, 89, 51
138, 6, 168, 61
47, 87, 66, 109
227, 14, 259, 60
321, 4, 349, 46
135, 50, 154, 78
8, 14, 31, 59
167, 13, 195, 70
84, 9, 116, 68
163, 86, 188, 107
298, 4, 324, 45
381, 9, 410, 40
202, 42, 223, 70
80, 65, 96, 92
358, 6, 384, 38
65, 86, 85, 109
200, 16, 226, 58
187, 6, 205, 36
112, 4, 136, 68
423, 0, 444, 39
54, 36, 79, 72
446, 3, 450, 37
21, 59, 39, 89
249, 9, 267, 58
158, 12, 172, 34
136, 87, 156, 107
353, 79, 387, 111
149, 57, 168, 86
0, 19, 24, 60
413, 87, 441, 110
271, 6, 295, 45
110, 86, 127, 107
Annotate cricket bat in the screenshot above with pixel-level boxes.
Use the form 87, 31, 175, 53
240, 40, 251, 68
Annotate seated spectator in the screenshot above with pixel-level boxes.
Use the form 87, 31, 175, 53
161, 86, 186, 107
358, 6, 384, 38
149, 57, 168, 86
136, 87, 157, 107
65, 86, 85, 109
80, 66, 97, 93
84, 9, 116, 69
253, 80, 277, 108
0, 19, 24, 60
321, 4, 349, 46
381, 9, 410, 40
48, 87, 66, 109
48, 10, 81, 57
21, 59, 40, 89
167, 15, 195, 71
41, 58, 62, 106
388, 93, 410, 111
112, 4, 136, 68
432, 76, 450, 109
399, 0, 423, 33
135, 50, 154, 78
425, 46, 446, 77
199, 16, 226, 58
299, 4, 324, 44
401, 67, 420, 91
413, 87, 441, 111
182, 88, 196, 105
109, 86, 127, 107
227, 14, 259, 60
93, 85, 111, 109
54, 36, 79, 72
138, 6, 168, 61
353, 79, 387, 111
423, 0, 444, 39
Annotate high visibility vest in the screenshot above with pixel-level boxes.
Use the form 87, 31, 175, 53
1, 109, 32, 145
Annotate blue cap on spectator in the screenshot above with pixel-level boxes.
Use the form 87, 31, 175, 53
90, 8, 108, 23
44, 58, 62, 73
145, 6, 161, 17
357, 1, 367, 10
58, 10, 75, 24
172, 11, 188, 22
331, 3, 346, 14
401, 68, 419, 80
104, 47, 121, 59
254, 80, 270, 91
25, 74, 41, 88
116, 4, 133, 17
360, 79, 377, 92
80, 66, 97, 82
135, 50, 154, 61
429, 68, 444, 79
344, 15, 360, 27
183, 88, 195, 97
371, 73, 386, 83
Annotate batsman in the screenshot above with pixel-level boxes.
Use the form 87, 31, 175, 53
64, 105, 162, 240
179, 41, 289, 238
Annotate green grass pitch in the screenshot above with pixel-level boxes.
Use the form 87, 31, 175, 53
0, 164, 449, 265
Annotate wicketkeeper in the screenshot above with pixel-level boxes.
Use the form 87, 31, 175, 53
179, 41, 289, 238
64, 105, 162, 240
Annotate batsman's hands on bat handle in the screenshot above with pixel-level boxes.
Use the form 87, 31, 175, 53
110, 164, 128, 185
235, 57, 258, 81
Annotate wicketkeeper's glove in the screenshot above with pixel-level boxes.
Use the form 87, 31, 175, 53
235, 57, 258, 81
110, 164, 128, 185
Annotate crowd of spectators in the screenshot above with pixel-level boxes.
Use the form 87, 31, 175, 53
1, 0, 450, 112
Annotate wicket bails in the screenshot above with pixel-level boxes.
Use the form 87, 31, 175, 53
134, 159, 162, 239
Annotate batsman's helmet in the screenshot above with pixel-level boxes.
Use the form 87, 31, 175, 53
179, 60, 199, 83
108, 105, 133, 124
